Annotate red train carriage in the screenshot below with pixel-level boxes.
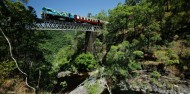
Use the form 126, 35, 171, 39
74, 15, 104, 26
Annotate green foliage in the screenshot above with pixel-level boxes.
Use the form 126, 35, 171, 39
128, 60, 141, 72
0, 60, 15, 84
185, 35, 190, 46
105, 40, 142, 88
102, 0, 190, 91
39, 31, 76, 63
150, 78, 163, 88
0, 0, 52, 90
151, 71, 161, 79
38, 31, 80, 89
88, 81, 101, 94
94, 10, 108, 21
0, 0, 190, 93
154, 49, 179, 65
108, 4, 132, 31
50, 47, 75, 74
106, 41, 142, 72
106, 41, 129, 64
155, 50, 169, 63
74, 53, 98, 71
132, 50, 144, 58
40, 31, 78, 74
60, 81, 67, 90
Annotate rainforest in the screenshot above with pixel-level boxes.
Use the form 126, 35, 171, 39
0, 0, 190, 93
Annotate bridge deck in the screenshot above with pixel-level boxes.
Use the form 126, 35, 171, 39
29, 19, 102, 31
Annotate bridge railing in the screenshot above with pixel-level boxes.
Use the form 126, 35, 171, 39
27, 19, 102, 31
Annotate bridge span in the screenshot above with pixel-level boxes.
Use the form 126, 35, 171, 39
29, 19, 102, 32
27, 19, 101, 53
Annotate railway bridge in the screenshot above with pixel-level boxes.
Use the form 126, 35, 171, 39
30, 19, 102, 32
29, 19, 102, 53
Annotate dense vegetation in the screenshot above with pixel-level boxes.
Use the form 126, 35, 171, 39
0, 0, 190, 93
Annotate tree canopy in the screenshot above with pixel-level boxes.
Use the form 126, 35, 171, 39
1, 0, 190, 93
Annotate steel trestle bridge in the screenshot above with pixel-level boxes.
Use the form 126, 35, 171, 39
30, 19, 102, 32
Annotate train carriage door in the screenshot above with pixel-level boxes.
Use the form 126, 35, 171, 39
88, 18, 90, 23
68, 13, 71, 20
82, 17, 84, 22
98, 20, 100, 25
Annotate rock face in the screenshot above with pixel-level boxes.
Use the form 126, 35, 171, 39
57, 70, 190, 94
127, 82, 190, 94
69, 78, 107, 94
53, 71, 89, 93
57, 71, 73, 78
56, 69, 108, 94
122, 75, 190, 94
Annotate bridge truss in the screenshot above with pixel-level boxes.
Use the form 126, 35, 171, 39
29, 19, 102, 32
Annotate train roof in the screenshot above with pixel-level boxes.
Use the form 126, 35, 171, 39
42, 7, 53, 10
42, 7, 75, 15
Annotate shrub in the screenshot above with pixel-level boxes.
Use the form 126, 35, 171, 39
133, 50, 144, 58
151, 71, 161, 79
128, 60, 142, 72
74, 53, 98, 71
154, 49, 179, 65
0, 60, 15, 84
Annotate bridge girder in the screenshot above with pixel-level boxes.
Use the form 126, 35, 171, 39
29, 19, 102, 32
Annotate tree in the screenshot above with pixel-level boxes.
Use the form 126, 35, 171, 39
125, 0, 139, 6
74, 53, 98, 71
0, 0, 49, 93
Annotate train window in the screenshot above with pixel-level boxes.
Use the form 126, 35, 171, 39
46, 9, 52, 12
77, 16, 79, 19
42, 7, 46, 10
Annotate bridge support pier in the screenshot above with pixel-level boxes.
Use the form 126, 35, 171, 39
84, 31, 95, 54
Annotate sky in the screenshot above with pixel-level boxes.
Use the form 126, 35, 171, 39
28, 0, 125, 18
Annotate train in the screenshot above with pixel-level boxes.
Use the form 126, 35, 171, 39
41, 7, 107, 26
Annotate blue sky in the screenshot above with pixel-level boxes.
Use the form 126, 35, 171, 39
28, 0, 125, 18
